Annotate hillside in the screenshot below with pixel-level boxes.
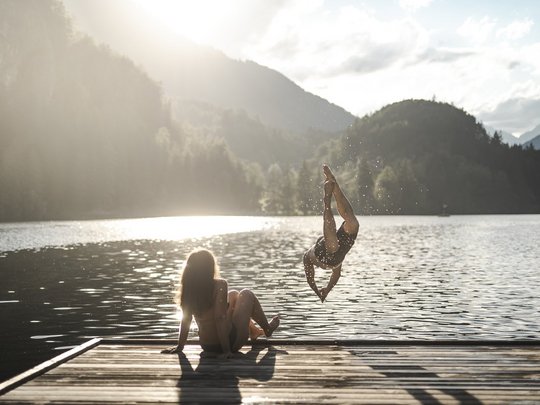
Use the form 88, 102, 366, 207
62, 0, 356, 134
174, 100, 341, 167
318, 100, 540, 214
519, 124, 540, 144
166, 49, 355, 133
0, 1, 261, 220
524, 134, 540, 150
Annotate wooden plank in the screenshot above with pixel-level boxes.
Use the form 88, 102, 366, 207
101, 338, 540, 347
0, 338, 102, 396
2, 341, 540, 404
3, 386, 540, 404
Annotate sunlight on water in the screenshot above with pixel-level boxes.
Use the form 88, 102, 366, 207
0, 216, 275, 252
117, 216, 274, 240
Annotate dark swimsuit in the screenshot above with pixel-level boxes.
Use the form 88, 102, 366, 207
314, 222, 357, 267
200, 324, 238, 353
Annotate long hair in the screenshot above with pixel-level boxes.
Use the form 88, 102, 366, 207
177, 249, 220, 316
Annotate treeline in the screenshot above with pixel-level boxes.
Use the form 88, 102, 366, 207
314, 100, 540, 214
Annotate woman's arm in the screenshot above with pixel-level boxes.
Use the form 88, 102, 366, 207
161, 309, 192, 354
304, 252, 322, 300
214, 279, 232, 357
320, 264, 341, 302
177, 309, 193, 349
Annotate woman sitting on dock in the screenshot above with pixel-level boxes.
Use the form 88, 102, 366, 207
303, 164, 359, 302
162, 249, 280, 358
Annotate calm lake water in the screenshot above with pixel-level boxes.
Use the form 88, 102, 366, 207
1, 215, 539, 381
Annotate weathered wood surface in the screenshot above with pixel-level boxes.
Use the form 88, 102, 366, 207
2, 340, 540, 404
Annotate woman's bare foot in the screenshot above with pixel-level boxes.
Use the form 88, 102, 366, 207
249, 325, 264, 341
323, 164, 336, 182
265, 316, 280, 337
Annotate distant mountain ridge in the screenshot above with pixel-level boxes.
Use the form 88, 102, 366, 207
165, 47, 355, 133
62, 1, 355, 134
524, 134, 540, 150
484, 125, 520, 146
520, 124, 540, 144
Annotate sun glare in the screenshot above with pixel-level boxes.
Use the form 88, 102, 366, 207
133, 0, 228, 44
112, 216, 274, 241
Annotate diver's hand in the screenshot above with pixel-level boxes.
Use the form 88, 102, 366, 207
161, 345, 183, 354
319, 287, 329, 303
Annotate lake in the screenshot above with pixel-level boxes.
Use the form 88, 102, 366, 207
1, 214, 539, 381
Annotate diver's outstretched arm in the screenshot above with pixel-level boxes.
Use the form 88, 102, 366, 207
304, 253, 322, 301
320, 264, 341, 302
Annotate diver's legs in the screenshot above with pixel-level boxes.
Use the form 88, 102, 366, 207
323, 180, 339, 253
324, 164, 359, 235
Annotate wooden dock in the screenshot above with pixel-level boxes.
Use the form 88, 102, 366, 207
1, 339, 540, 404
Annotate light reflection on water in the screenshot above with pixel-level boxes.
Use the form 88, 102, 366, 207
0, 215, 275, 253
1, 215, 539, 380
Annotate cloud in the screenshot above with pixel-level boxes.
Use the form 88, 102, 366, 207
497, 18, 534, 41
457, 16, 497, 45
398, 0, 434, 11
243, 4, 427, 79
237, 3, 540, 130
457, 16, 534, 45
337, 44, 409, 74
210, 0, 291, 52
416, 47, 476, 63
477, 97, 540, 134
240, 5, 540, 136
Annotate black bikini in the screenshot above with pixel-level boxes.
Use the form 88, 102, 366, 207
314, 222, 357, 267
200, 324, 238, 353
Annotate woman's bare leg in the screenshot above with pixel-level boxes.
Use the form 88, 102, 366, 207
323, 180, 339, 253
227, 290, 239, 316
229, 290, 263, 340
231, 289, 279, 350
323, 164, 359, 235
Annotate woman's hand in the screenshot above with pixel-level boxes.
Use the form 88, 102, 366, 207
161, 345, 183, 354
319, 287, 329, 303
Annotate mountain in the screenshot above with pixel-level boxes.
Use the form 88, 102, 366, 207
524, 134, 540, 150
62, 0, 355, 134
0, 0, 262, 220
173, 100, 309, 167
164, 48, 355, 133
484, 125, 520, 146
519, 124, 540, 144
317, 100, 540, 214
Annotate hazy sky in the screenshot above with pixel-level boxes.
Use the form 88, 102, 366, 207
64, 0, 540, 136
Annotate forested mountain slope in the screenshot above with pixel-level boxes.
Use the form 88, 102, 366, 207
0, 0, 260, 220
318, 100, 540, 214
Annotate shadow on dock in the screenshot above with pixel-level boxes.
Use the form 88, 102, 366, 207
176, 345, 283, 404
349, 349, 482, 405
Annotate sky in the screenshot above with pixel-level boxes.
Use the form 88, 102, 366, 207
63, 0, 540, 136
